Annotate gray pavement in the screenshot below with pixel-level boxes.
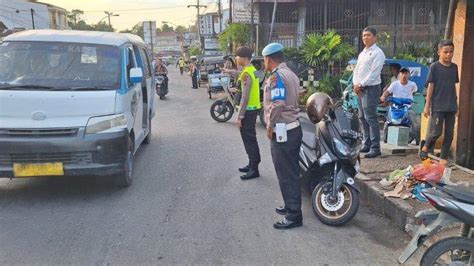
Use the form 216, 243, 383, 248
0, 67, 415, 265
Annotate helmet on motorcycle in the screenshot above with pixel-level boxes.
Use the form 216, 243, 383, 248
306, 92, 333, 124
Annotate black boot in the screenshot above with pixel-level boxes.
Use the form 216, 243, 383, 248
240, 169, 260, 180
238, 164, 250, 173
240, 163, 259, 180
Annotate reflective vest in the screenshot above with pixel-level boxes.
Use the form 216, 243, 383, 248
238, 64, 261, 110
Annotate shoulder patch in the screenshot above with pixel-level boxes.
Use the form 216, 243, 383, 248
270, 72, 286, 101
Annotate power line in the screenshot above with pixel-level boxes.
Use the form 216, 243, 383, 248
82, 5, 189, 13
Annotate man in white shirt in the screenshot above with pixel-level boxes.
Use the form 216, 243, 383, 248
353, 26, 386, 158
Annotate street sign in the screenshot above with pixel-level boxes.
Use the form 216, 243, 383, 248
232, 0, 259, 24
143, 21, 156, 51
200, 14, 214, 36
204, 37, 219, 50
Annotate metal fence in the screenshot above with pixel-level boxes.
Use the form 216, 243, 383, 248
257, 0, 449, 56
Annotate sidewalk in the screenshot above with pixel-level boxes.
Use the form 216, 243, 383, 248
355, 152, 473, 235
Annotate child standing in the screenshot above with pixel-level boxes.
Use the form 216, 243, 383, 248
420, 40, 459, 164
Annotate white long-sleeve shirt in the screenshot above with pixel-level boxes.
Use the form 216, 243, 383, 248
353, 44, 386, 87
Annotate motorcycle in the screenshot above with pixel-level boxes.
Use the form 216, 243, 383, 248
382, 97, 420, 145
155, 74, 168, 100
300, 94, 362, 226
209, 74, 265, 127
399, 184, 474, 265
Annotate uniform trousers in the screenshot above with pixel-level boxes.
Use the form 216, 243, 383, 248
271, 126, 303, 221
240, 110, 261, 168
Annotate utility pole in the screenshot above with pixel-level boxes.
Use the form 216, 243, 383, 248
104, 11, 119, 27
149, 21, 154, 55
250, 0, 254, 49
30, 8, 35, 29
269, 0, 278, 43
187, 1, 207, 49
218, 0, 222, 33
229, 0, 232, 24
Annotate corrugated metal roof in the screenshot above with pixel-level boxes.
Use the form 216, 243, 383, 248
4, 29, 145, 46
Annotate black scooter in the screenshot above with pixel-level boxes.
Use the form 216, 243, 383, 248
299, 103, 362, 226
155, 74, 168, 100
399, 184, 474, 265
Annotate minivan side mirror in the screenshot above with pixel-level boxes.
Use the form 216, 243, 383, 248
129, 67, 143, 84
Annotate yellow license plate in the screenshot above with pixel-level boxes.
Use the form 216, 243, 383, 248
13, 162, 64, 177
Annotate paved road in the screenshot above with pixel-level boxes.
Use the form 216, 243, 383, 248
0, 67, 415, 265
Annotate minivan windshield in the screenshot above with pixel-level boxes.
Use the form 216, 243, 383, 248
0, 41, 121, 90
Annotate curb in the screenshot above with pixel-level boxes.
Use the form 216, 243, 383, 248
355, 175, 417, 234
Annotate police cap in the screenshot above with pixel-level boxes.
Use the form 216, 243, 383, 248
262, 43, 284, 57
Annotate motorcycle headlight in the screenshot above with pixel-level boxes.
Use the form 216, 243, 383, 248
318, 152, 333, 166
333, 138, 350, 156
86, 114, 127, 134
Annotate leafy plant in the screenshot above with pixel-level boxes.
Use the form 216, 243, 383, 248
283, 47, 303, 62
317, 75, 341, 97
394, 53, 417, 62
188, 44, 201, 56
218, 23, 251, 53
377, 32, 391, 47
301, 30, 355, 69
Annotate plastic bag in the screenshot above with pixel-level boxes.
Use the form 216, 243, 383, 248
413, 159, 445, 183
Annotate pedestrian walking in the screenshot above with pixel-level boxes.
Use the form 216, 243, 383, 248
262, 43, 303, 230
178, 57, 185, 75
419, 40, 459, 165
190, 59, 198, 89
353, 26, 386, 158
232, 47, 261, 180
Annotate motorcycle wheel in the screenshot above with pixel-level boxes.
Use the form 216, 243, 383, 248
420, 237, 474, 266
312, 182, 359, 226
210, 100, 234, 122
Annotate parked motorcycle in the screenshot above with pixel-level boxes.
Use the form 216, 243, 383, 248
155, 74, 168, 100
399, 184, 474, 265
209, 74, 265, 127
300, 93, 362, 226
382, 97, 420, 145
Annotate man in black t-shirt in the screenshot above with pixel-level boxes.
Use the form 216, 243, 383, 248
420, 40, 459, 164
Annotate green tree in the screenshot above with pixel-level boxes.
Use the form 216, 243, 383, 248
72, 20, 94, 31
218, 23, 250, 52
66, 9, 84, 26
93, 21, 115, 32
161, 24, 174, 32
175, 25, 187, 34
121, 23, 144, 38
188, 44, 201, 56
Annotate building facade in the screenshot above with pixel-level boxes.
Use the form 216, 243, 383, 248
155, 31, 181, 53
0, 0, 67, 37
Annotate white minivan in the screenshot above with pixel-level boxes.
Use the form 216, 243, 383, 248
0, 30, 156, 187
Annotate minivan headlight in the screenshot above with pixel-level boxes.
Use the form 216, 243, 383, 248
86, 114, 127, 134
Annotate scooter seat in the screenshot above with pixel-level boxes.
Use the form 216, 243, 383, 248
443, 185, 474, 205
300, 117, 317, 150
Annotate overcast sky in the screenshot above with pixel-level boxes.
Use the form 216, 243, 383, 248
40, 0, 228, 31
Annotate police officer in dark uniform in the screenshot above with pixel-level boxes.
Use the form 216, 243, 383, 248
233, 46, 262, 180
262, 43, 303, 230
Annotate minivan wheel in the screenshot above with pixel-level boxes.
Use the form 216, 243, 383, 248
116, 137, 134, 187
